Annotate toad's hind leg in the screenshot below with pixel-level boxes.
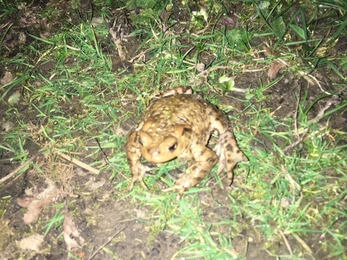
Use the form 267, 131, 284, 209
214, 131, 248, 185
163, 145, 218, 198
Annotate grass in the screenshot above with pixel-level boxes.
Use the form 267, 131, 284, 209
1, 0, 347, 259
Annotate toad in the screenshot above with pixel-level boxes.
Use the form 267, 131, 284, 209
126, 87, 247, 197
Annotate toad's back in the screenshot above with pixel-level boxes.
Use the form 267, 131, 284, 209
143, 94, 229, 142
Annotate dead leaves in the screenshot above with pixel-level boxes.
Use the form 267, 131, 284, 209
17, 179, 60, 225
0, 71, 14, 85
63, 212, 85, 250
267, 60, 287, 80
263, 45, 288, 80
16, 179, 85, 254
18, 234, 45, 252
16, 213, 85, 254
10, 145, 102, 256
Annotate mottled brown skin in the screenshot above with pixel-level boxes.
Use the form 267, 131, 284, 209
126, 87, 247, 198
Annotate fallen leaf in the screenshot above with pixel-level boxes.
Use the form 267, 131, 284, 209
17, 179, 59, 224
18, 234, 44, 252
72, 249, 86, 258
0, 71, 14, 85
22, 197, 55, 225
63, 212, 85, 250
1, 121, 14, 132
16, 197, 33, 207
267, 61, 286, 80
220, 17, 235, 28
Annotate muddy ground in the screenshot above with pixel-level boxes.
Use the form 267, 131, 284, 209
1, 1, 347, 260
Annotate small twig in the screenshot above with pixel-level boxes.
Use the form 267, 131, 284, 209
56, 152, 100, 174
304, 74, 331, 95
279, 230, 293, 255
88, 226, 126, 260
283, 95, 341, 152
283, 84, 305, 152
309, 95, 341, 124
95, 138, 128, 180
294, 82, 301, 138
0, 154, 38, 184
292, 232, 313, 254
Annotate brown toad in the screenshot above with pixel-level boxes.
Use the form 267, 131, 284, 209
126, 87, 247, 197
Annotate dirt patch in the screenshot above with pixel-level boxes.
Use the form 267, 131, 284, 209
0, 153, 184, 259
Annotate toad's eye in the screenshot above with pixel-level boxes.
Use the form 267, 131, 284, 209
138, 138, 143, 146
168, 142, 177, 152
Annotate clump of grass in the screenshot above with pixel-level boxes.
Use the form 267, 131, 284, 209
253, 0, 347, 79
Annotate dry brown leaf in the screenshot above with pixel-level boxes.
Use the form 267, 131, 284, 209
0, 71, 14, 85
23, 197, 56, 224
18, 234, 44, 252
63, 212, 85, 250
17, 179, 59, 224
64, 232, 80, 250
18, 32, 27, 45
220, 17, 235, 28
1, 121, 14, 132
16, 197, 34, 207
267, 61, 286, 80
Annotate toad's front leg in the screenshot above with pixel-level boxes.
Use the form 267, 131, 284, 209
163, 145, 218, 198
126, 131, 151, 190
